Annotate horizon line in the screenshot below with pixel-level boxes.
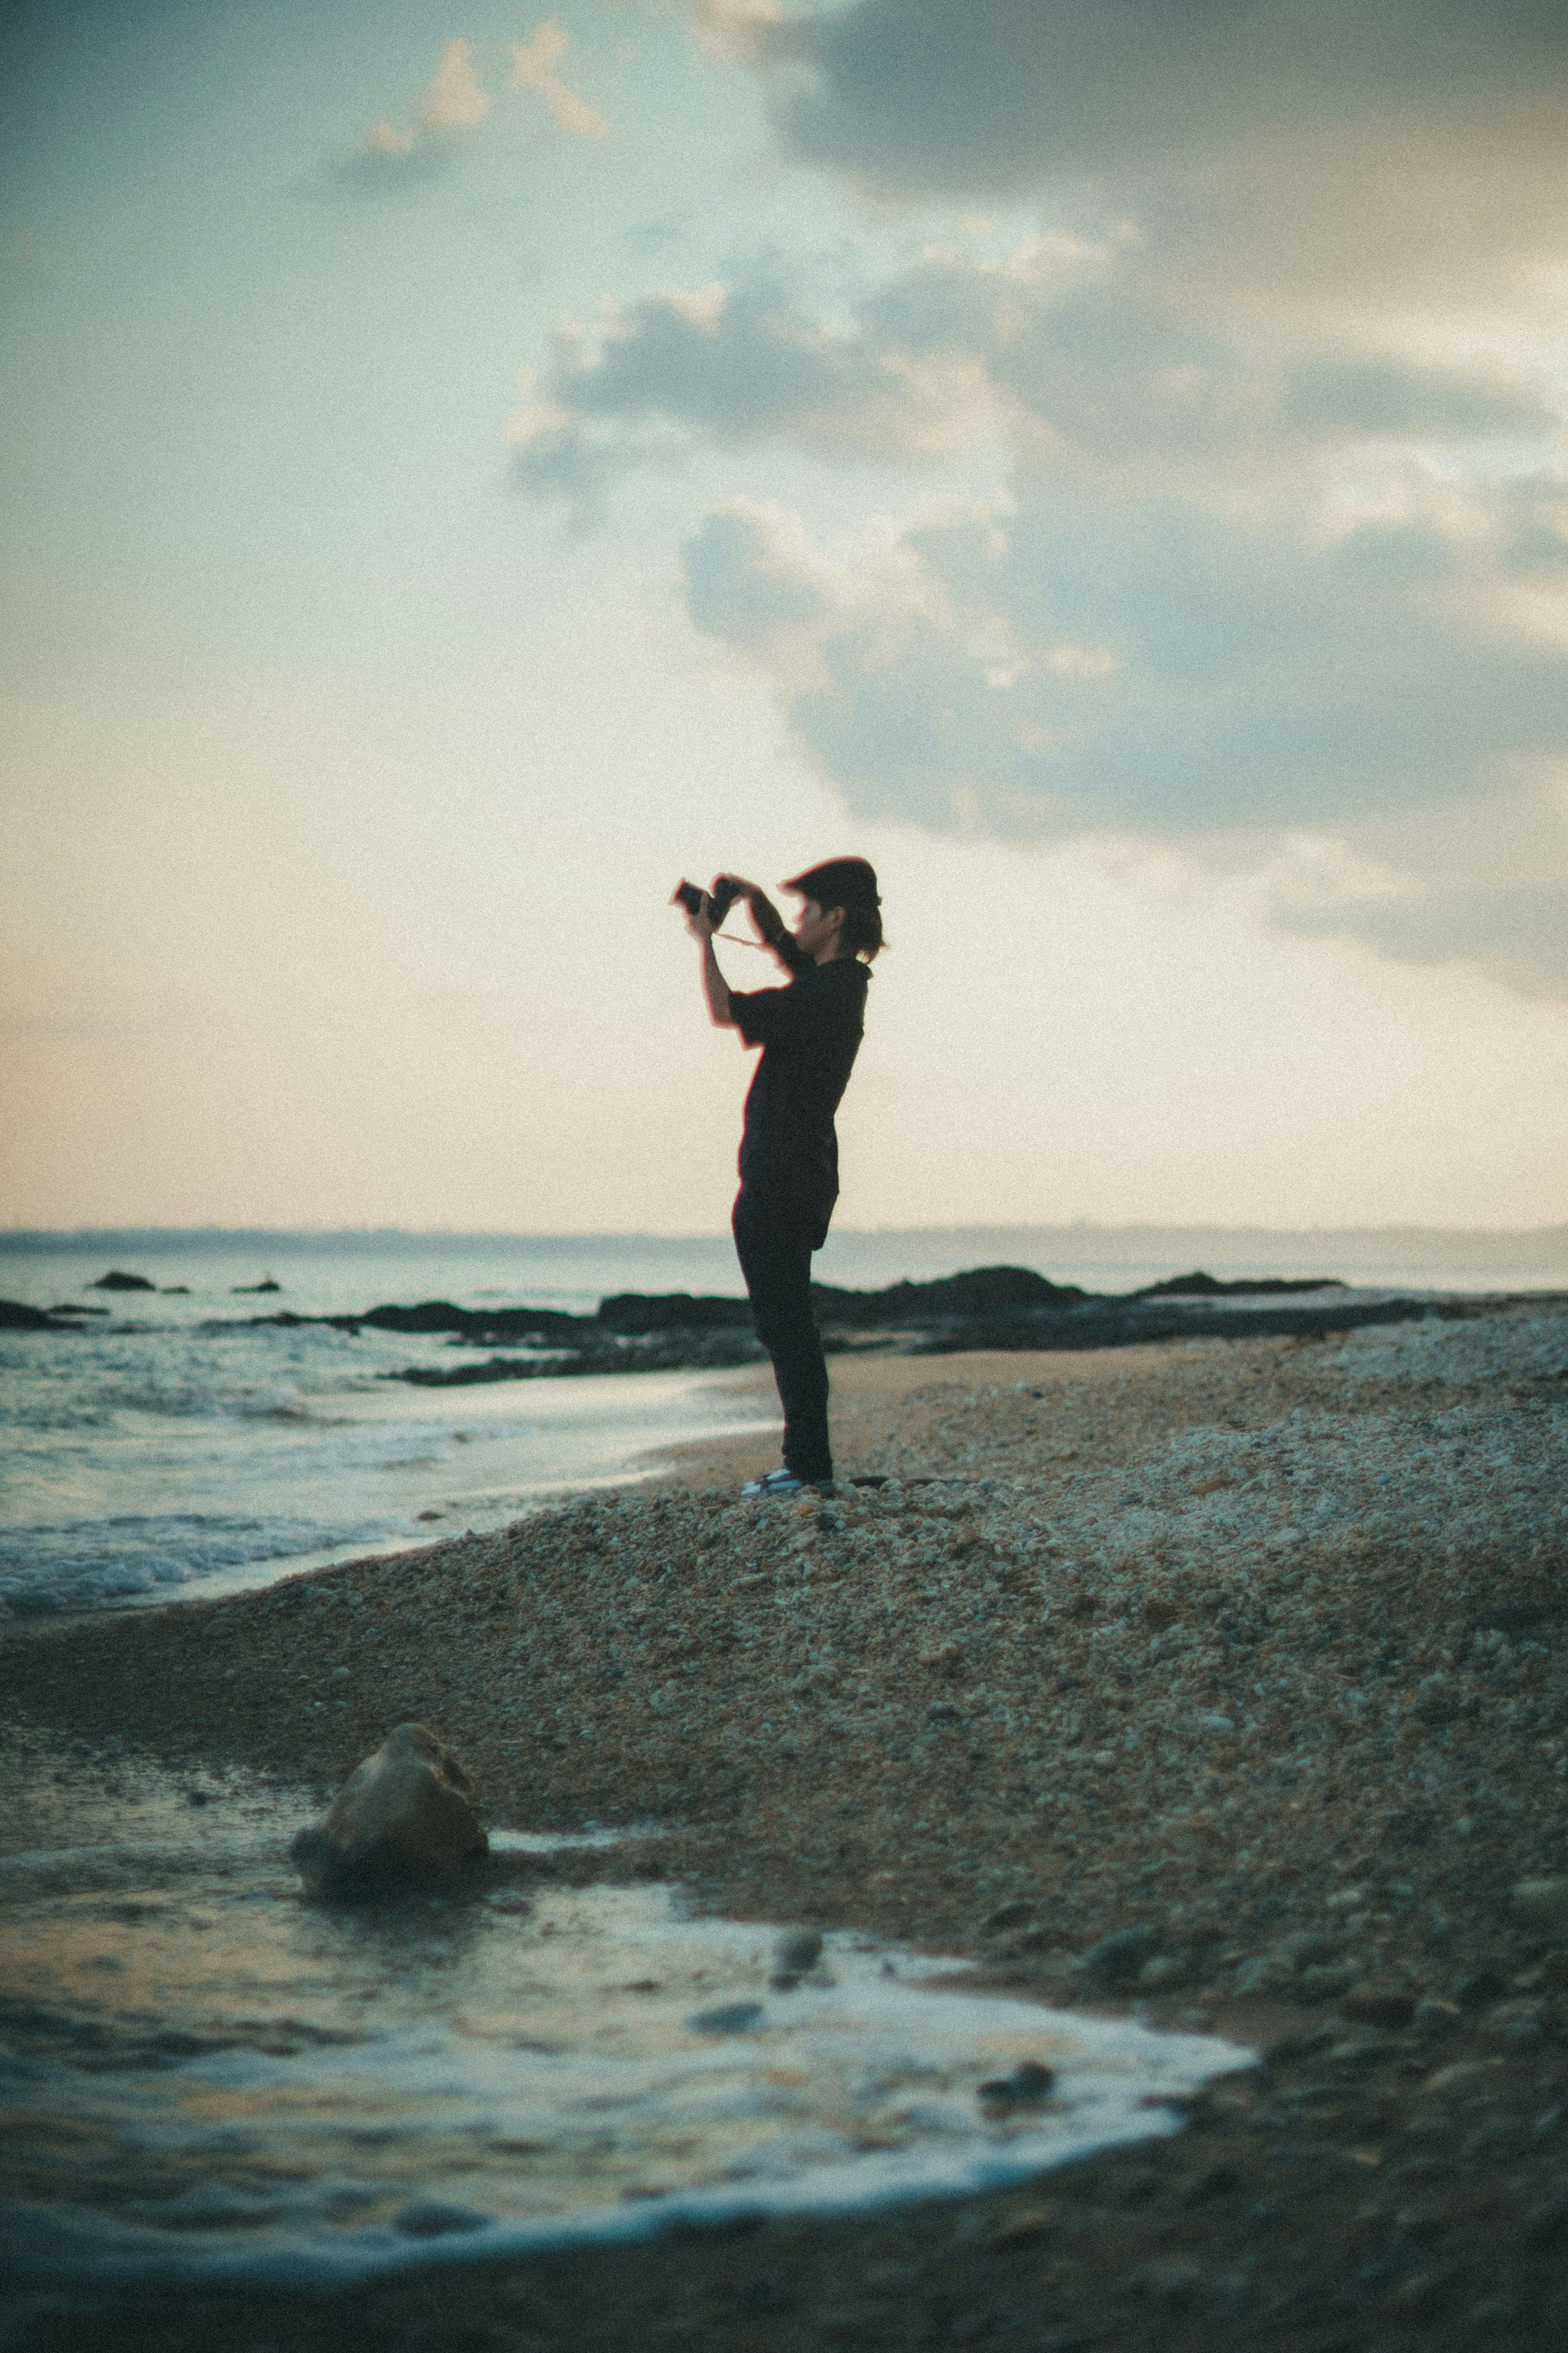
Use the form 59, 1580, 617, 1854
3, 1220, 1566, 1245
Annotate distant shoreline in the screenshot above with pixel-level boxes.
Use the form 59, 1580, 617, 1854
4, 1220, 1566, 1252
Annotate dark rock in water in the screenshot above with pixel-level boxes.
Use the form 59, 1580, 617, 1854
813, 1265, 1087, 1328
0, 1299, 76, 1331
91, 1270, 155, 1290
290, 1722, 488, 1897
773, 1927, 824, 1976
394, 2199, 488, 2239
687, 2001, 766, 2035
231, 1277, 282, 1293
349, 1299, 588, 1343
161, 1286, 191, 1294
597, 1290, 754, 1333
1084, 1925, 1159, 1985
49, 1302, 108, 1316
978, 2059, 1056, 2112
392, 1355, 553, 1388
1135, 1269, 1346, 1298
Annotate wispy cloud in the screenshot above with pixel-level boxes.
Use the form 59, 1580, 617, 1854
339, 27, 606, 191
420, 36, 492, 133
341, 37, 492, 187
510, 21, 610, 142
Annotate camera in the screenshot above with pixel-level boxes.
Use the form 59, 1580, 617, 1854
673, 877, 740, 927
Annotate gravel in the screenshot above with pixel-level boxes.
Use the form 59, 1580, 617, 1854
7, 1300, 1568, 2350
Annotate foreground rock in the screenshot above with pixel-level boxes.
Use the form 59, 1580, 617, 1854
289, 1721, 488, 1895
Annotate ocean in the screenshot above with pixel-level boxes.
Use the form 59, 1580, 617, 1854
3, 1225, 1564, 1622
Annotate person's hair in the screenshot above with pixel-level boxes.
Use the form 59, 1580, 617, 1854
839, 899, 883, 962
784, 856, 883, 964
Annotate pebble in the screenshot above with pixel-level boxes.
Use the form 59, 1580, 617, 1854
687, 2001, 766, 2036
1512, 1877, 1568, 1931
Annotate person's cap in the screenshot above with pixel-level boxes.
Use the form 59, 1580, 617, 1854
782, 857, 880, 910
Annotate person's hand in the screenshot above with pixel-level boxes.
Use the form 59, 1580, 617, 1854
683, 891, 715, 941
712, 873, 758, 902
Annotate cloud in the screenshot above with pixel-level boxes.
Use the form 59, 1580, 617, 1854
365, 120, 417, 159
511, 223, 1568, 990
678, 480, 1568, 997
510, 232, 1561, 496
506, 271, 989, 495
338, 36, 493, 187
500, 5, 1568, 998
689, 0, 801, 69
706, 0, 1568, 198
341, 29, 606, 190
510, 20, 610, 141
421, 36, 492, 132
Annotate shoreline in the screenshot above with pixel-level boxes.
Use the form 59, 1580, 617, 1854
6, 1312, 1568, 2347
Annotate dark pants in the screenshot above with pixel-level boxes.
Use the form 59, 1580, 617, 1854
732, 1186, 833, 1482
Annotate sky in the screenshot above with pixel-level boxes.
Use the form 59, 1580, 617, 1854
3, 0, 1567, 1236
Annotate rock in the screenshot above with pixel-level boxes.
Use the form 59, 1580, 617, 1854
978, 2059, 1056, 2112
290, 1722, 487, 1894
1341, 1988, 1418, 2031
1274, 1930, 1339, 1970
983, 1900, 1036, 1936
1455, 1965, 1509, 2012
1512, 1878, 1568, 1932
687, 2001, 765, 2035
1297, 1962, 1359, 2001
773, 1927, 824, 1976
0, 1300, 71, 1331
1480, 1998, 1546, 2047
1084, 1925, 1158, 1985
91, 1271, 155, 1290
1137, 1954, 1190, 1992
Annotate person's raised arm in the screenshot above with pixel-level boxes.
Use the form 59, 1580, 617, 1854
713, 874, 797, 970
682, 892, 736, 1028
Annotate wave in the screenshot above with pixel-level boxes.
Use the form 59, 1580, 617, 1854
0, 1511, 397, 1619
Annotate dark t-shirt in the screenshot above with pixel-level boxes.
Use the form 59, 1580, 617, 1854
730, 952, 869, 1215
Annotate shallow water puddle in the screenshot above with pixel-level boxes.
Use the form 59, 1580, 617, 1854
0, 1750, 1246, 2289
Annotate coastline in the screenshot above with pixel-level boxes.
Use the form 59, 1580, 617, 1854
6, 1312, 1568, 2347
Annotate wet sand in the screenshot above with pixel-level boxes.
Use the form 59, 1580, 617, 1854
5, 1311, 1568, 2349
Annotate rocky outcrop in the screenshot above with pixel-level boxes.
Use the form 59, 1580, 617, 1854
0, 1299, 76, 1331
1135, 1269, 1347, 1298
90, 1271, 155, 1290
290, 1721, 488, 1895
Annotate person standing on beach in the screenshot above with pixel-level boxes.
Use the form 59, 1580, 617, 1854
682, 860, 882, 1496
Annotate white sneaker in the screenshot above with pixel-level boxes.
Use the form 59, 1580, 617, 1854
740, 1470, 834, 1499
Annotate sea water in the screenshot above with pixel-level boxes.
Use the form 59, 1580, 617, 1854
0, 1240, 786, 1621
4, 1229, 1561, 1621
0, 1730, 1247, 2300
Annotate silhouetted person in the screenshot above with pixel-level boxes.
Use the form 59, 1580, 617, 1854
684, 860, 883, 1494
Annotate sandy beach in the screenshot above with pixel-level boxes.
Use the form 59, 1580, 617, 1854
5, 1304, 1568, 2349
